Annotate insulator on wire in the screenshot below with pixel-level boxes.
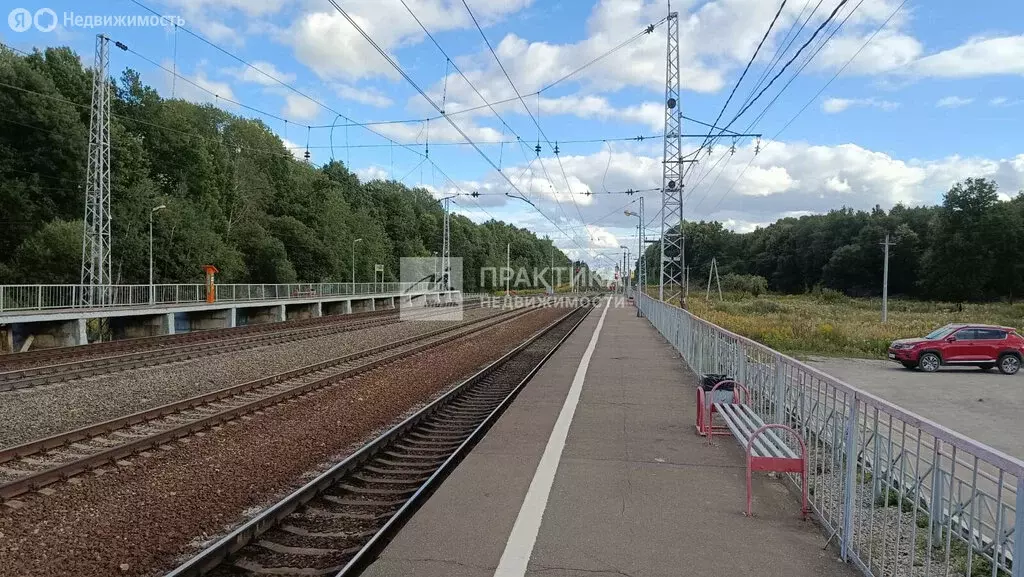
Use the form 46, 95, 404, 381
730, 138, 737, 156
554, 142, 560, 155
470, 191, 480, 198
534, 142, 541, 156
755, 136, 762, 155
707, 146, 713, 156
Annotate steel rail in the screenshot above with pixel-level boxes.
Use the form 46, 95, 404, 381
0, 296, 482, 369
0, 304, 530, 501
0, 302, 484, 390
163, 303, 592, 577
0, 308, 397, 369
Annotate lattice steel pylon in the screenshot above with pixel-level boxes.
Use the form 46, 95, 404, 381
441, 196, 453, 291
659, 11, 683, 304
81, 34, 112, 305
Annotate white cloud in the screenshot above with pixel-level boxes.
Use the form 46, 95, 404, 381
160, 0, 292, 44
815, 28, 923, 75
280, 138, 305, 161
356, 165, 391, 182
334, 84, 393, 108
279, 0, 533, 81
228, 60, 296, 85
283, 92, 322, 121
585, 225, 620, 249
936, 96, 973, 108
908, 35, 1024, 78
157, 60, 236, 105
822, 97, 900, 114
375, 118, 504, 145
990, 96, 1023, 107
456, 142, 1024, 239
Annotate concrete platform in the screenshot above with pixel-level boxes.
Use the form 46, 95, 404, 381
364, 300, 859, 577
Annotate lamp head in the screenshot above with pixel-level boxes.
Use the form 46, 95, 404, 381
152, 205, 166, 212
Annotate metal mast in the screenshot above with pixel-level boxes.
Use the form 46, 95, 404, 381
81, 34, 112, 305
659, 11, 684, 304
638, 195, 645, 297
441, 195, 453, 291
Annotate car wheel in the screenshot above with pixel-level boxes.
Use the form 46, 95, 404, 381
919, 353, 941, 373
979, 363, 996, 371
901, 362, 916, 369
998, 354, 1021, 375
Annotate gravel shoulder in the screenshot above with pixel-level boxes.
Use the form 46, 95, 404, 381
0, 307, 504, 448
0, 306, 572, 577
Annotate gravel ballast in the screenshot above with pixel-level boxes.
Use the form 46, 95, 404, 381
0, 306, 571, 577
0, 307, 503, 447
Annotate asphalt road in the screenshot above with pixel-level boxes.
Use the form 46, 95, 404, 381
805, 357, 1024, 460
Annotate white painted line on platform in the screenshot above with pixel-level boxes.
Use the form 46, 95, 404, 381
493, 297, 611, 577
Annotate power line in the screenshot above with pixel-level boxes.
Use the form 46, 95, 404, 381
116, 39, 311, 128
326, 0, 610, 265
708, 0, 904, 213
693, 0, 788, 158
462, 0, 587, 227
686, 0, 859, 212
718, 0, 850, 136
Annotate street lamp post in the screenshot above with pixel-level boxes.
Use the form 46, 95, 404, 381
351, 238, 363, 293
620, 245, 631, 297
625, 208, 643, 313
149, 204, 166, 304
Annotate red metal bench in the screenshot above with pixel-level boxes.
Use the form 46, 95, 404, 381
705, 380, 809, 518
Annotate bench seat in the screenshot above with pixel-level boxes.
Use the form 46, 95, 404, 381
704, 380, 808, 518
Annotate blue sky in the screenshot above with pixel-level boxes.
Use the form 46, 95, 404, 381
3, 0, 1023, 276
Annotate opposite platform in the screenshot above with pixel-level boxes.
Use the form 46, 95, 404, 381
363, 299, 858, 577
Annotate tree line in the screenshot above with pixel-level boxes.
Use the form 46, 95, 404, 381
638, 178, 1024, 303
0, 46, 595, 292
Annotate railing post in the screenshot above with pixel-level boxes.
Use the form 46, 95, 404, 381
175, 285, 180, 304
841, 395, 859, 561
1013, 476, 1024, 577
930, 449, 945, 544
773, 354, 786, 425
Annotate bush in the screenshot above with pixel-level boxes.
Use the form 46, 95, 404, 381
811, 285, 848, 304
720, 273, 769, 296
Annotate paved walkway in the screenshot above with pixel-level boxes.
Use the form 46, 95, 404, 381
364, 300, 858, 577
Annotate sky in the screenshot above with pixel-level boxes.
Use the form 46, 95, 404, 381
3, 0, 1024, 278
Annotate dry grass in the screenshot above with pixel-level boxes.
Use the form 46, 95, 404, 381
682, 291, 1024, 358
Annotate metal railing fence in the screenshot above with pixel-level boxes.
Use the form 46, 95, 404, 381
0, 283, 445, 313
638, 294, 1023, 577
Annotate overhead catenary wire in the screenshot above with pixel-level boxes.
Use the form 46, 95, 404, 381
116, 40, 311, 128
707, 0, 904, 214
709, 0, 850, 143
461, 0, 587, 227
326, 0, 618, 267
692, 0, 788, 159
686, 0, 861, 213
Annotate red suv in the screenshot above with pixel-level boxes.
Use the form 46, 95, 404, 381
888, 324, 1023, 374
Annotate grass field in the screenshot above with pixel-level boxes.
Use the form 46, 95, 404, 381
684, 291, 1024, 359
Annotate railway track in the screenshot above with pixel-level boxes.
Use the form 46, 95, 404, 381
0, 302, 483, 391
0, 308, 399, 371
0, 303, 530, 501
0, 296, 481, 371
163, 303, 592, 577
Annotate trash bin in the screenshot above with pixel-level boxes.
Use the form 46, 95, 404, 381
700, 373, 735, 403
